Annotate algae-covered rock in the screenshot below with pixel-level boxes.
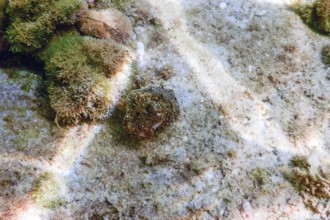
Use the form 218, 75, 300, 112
321, 44, 330, 66
290, 155, 310, 170
285, 156, 330, 216
91, 0, 129, 11
315, 0, 330, 34
40, 33, 129, 123
294, 0, 330, 35
0, 0, 6, 28
32, 173, 65, 209
1, 0, 131, 124
79, 8, 133, 43
5, 0, 86, 53
0, 0, 8, 52
124, 87, 179, 139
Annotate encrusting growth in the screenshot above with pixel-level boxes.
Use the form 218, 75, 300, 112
124, 87, 179, 139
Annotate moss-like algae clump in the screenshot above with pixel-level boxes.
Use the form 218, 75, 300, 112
0, 0, 6, 28
40, 33, 128, 123
290, 155, 310, 170
252, 168, 270, 186
124, 87, 179, 139
0, 0, 7, 52
5, 0, 85, 53
0, 0, 133, 124
294, 0, 330, 35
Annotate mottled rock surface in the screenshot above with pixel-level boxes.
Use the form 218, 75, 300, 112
0, 0, 329, 219
79, 8, 133, 43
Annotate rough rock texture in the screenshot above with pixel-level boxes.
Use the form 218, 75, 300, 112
0, 0, 329, 219
79, 8, 133, 43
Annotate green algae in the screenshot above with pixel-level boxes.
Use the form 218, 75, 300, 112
321, 44, 330, 66
293, 0, 330, 36
6, 0, 85, 53
40, 33, 127, 124
107, 106, 141, 148
32, 172, 66, 209
2, 68, 40, 92
290, 155, 310, 171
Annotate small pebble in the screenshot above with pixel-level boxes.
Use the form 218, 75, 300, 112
287, 198, 299, 207
220, 2, 227, 9
248, 65, 256, 73
255, 10, 267, 17
240, 200, 254, 218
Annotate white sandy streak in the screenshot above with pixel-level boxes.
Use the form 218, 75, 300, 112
46, 124, 102, 175
9, 124, 101, 220
147, 0, 299, 154
9, 48, 134, 220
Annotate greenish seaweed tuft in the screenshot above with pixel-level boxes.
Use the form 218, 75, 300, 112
252, 168, 270, 186
293, 0, 330, 35
0, 0, 8, 51
0, 0, 6, 29
290, 155, 310, 170
1, 0, 132, 124
40, 33, 128, 124
5, 0, 85, 53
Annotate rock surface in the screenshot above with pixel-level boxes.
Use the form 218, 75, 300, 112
0, 0, 329, 219
79, 8, 133, 43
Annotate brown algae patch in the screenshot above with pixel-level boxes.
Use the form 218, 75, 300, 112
124, 87, 179, 139
285, 156, 330, 217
